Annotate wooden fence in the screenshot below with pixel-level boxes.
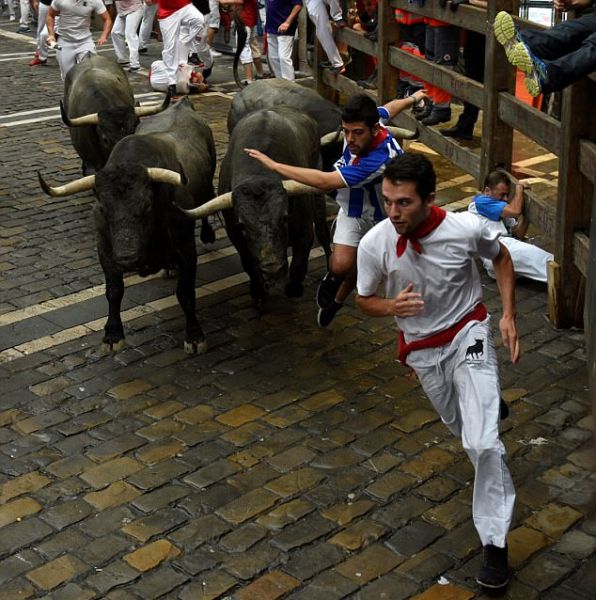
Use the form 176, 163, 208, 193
308, 0, 595, 347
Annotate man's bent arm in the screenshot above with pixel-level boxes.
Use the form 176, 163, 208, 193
47, 7, 58, 40
356, 284, 424, 318
491, 242, 520, 363
244, 148, 345, 192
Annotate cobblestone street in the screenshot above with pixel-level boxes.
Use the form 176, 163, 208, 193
0, 18, 594, 600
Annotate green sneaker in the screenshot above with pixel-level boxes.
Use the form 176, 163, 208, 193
493, 11, 518, 61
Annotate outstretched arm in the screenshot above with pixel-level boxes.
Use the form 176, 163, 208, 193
382, 89, 428, 120
491, 242, 520, 363
243, 148, 345, 192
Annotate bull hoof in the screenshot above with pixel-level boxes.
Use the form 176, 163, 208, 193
285, 281, 304, 298
161, 268, 177, 279
101, 339, 125, 353
184, 339, 208, 355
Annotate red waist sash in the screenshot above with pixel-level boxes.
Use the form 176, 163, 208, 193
398, 303, 488, 365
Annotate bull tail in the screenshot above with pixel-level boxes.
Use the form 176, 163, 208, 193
233, 11, 247, 90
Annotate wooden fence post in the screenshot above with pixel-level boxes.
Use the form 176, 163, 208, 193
479, 0, 516, 185
553, 77, 596, 328
377, 0, 400, 105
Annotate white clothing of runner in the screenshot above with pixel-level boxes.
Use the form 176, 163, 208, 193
50, 0, 106, 78
468, 201, 553, 283
112, 0, 144, 69
357, 215, 516, 548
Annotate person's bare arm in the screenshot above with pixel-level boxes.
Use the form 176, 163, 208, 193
491, 242, 520, 363
96, 10, 112, 45
356, 283, 425, 318
46, 7, 59, 43
382, 89, 428, 120
243, 148, 345, 192
469, 0, 487, 7
500, 181, 528, 219
278, 4, 301, 33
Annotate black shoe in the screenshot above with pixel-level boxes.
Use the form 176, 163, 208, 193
202, 65, 212, 81
316, 272, 342, 309
441, 124, 473, 140
188, 53, 204, 66
128, 66, 140, 73
168, 84, 178, 98
421, 108, 452, 126
318, 301, 343, 327
414, 103, 432, 121
139, 47, 148, 54
476, 544, 509, 590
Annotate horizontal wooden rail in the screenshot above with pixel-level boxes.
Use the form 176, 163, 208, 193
574, 231, 590, 277
524, 190, 557, 238
388, 46, 484, 108
392, 110, 481, 178
336, 27, 376, 57
579, 139, 596, 184
390, 0, 487, 34
497, 92, 561, 155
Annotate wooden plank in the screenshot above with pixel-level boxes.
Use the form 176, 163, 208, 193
377, 0, 400, 105
573, 232, 590, 278
548, 261, 561, 325
579, 139, 596, 183
390, 0, 486, 34
479, 0, 516, 185
498, 93, 561, 155
336, 27, 376, 57
586, 187, 596, 415
524, 190, 557, 238
388, 46, 484, 108
392, 110, 480, 178
321, 70, 366, 98
553, 78, 594, 327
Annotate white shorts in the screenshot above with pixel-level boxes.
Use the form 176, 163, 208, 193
207, 0, 220, 28
332, 207, 377, 247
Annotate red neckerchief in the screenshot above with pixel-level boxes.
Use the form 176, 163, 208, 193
352, 126, 389, 165
396, 205, 446, 258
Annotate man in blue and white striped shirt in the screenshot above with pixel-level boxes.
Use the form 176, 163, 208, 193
245, 90, 427, 326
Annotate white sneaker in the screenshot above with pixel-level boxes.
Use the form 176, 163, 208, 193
210, 49, 222, 57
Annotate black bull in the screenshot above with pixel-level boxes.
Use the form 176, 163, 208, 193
40, 98, 216, 354
61, 54, 169, 174
185, 106, 330, 305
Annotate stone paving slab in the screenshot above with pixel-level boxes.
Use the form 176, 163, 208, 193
0, 27, 594, 600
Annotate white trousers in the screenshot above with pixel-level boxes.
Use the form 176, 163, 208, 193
159, 3, 211, 86
139, 2, 158, 50
481, 236, 553, 283
55, 37, 96, 80
111, 6, 144, 68
4, 0, 15, 18
19, 0, 30, 26
267, 34, 295, 80
407, 318, 516, 548
304, 0, 342, 67
36, 3, 49, 59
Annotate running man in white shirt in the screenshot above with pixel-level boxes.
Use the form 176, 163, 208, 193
47, 0, 112, 79
111, 0, 145, 71
356, 152, 518, 592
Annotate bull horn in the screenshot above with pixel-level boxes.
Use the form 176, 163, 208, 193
320, 130, 342, 146
386, 126, 419, 140
282, 180, 322, 195
135, 90, 171, 117
146, 167, 184, 186
60, 101, 100, 127
38, 171, 95, 197
179, 193, 233, 219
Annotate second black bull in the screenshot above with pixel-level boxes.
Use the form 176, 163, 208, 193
182, 106, 331, 305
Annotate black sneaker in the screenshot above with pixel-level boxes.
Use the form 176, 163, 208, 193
499, 398, 509, 420
421, 108, 452, 126
316, 272, 342, 309
317, 301, 343, 327
128, 66, 140, 73
138, 47, 148, 54
441, 125, 473, 140
476, 544, 509, 590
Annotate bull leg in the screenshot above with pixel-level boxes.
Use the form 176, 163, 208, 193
102, 271, 126, 352
286, 215, 315, 298
200, 217, 216, 245
176, 249, 207, 355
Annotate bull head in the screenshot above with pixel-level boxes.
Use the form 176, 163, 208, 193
60, 90, 172, 127
320, 125, 419, 146
38, 166, 184, 197
180, 180, 321, 220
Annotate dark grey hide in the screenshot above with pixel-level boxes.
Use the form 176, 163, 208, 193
226, 78, 342, 171
62, 54, 139, 173
94, 98, 216, 353
219, 106, 325, 305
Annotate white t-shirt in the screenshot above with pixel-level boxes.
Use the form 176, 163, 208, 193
115, 0, 144, 15
356, 212, 501, 342
51, 0, 106, 43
